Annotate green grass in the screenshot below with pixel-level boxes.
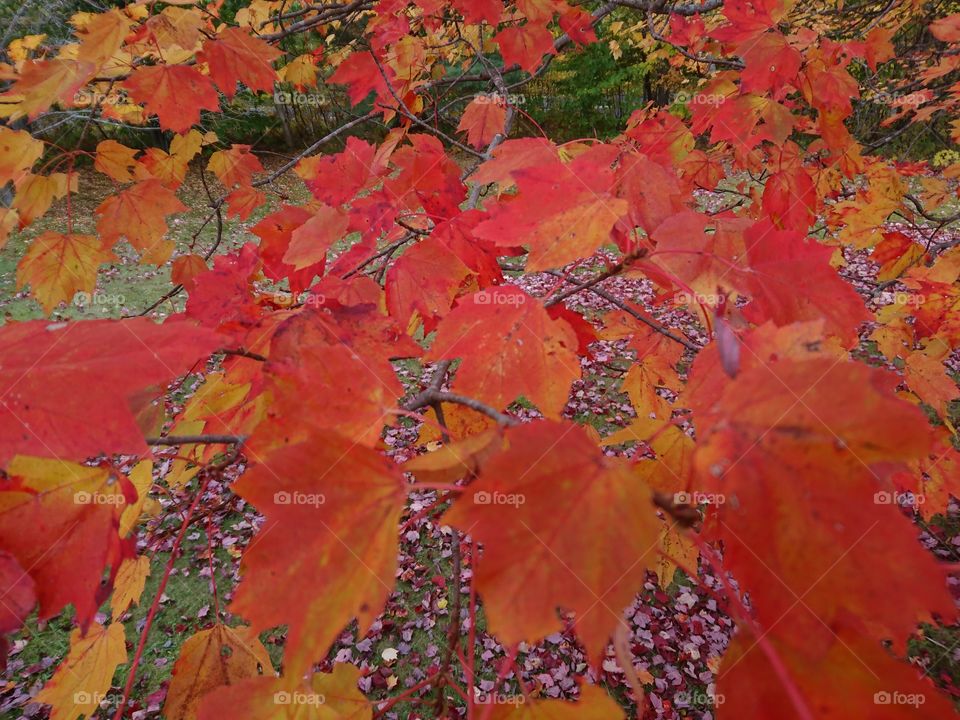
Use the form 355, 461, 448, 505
0, 160, 312, 323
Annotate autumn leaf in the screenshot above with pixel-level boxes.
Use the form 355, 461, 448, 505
208, 144, 264, 189
172, 254, 210, 289
296, 137, 383, 206
35, 622, 127, 720
111, 555, 150, 620
738, 221, 871, 345
328, 51, 393, 107
76, 9, 131, 69
427, 286, 581, 419
119, 460, 153, 537
495, 24, 555, 72
16, 231, 116, 314
0, 318, 222, 465
445, 420, 662, 663
385, 237, 476, 333
903, 345, 960, 419
1, 59, 94, 120
0, 551, 36, 637
198, 662, 372, 720
252, 205, 328, 293
123, 65, 220, 134
450, 0, 502, 25
0, 127, 43, 185
473, 146, 629, 270
457, 96, 508, 148
487, 685, 625, 719
739, 31, 803, 94
406, 428, 503, 485
0, 457, 132, 626
225, 185, 268, 221
654, 521, 698, 588
282, 204, 350, 270
230, 433, 406, 677
199, 27, 281, 97
95, 179, 187, 263
0, 209, 16, 250
12, 172, 75, 227
931, 14, 960, 42
716, 630, 956, 719
164, 624, 273, 720
693, 358, 953, 650
94, 139, 139, 182
252, 343, 404, 451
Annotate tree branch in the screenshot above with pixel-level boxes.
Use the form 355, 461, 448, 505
544, 270, 700, 351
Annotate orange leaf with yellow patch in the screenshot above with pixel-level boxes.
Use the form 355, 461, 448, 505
15, 231, 115, 314
163, 624, 273, 720
198, 663, 372, 720
0, 127, 43, 185
95, 179, 186, 263
34, 622, 127, 720
12, 172, 75, 227
94, 139, 138, 182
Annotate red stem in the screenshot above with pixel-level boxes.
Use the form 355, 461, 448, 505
111, 474, 213, 720
467, 539, 478, 720
478, 645, 519, 720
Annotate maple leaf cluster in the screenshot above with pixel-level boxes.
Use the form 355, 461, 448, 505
1, 0, 960, 718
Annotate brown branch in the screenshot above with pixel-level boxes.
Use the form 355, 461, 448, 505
543, 250, 647, 308
435, 529, 462, 716
403, 385, 517, 427
368, 52, 485, 159
221, 348, 269, 362
253, 111, 379, 189
645, 7, 743, 70
544, 270, 700, 351
146, 434, 247, 446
